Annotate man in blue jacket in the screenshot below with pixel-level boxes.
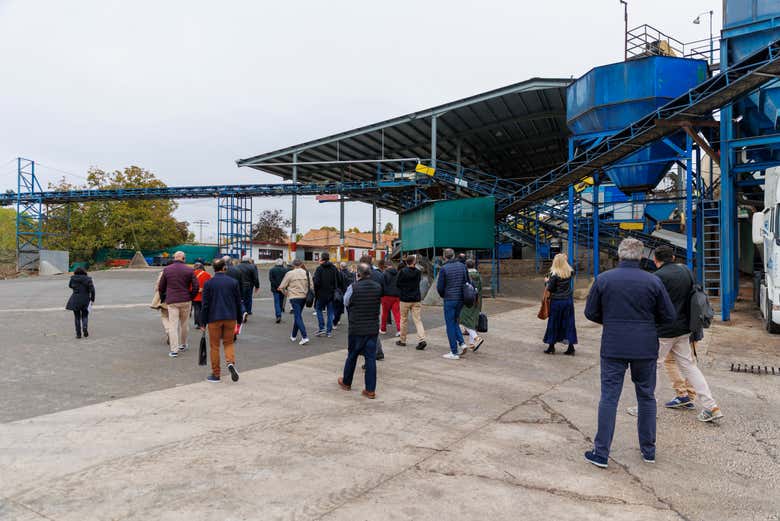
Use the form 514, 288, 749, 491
200, 258, 244, 383
583, 238, 675, 468
437, 248, 469, 360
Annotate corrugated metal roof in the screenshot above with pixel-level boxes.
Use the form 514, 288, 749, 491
236, 77, 572, 211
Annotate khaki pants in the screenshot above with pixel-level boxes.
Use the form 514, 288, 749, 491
160, 307, 170, 344
658, 334, 716, 409
167, 301, 192, 353
663, 350, 697, 400
399, 301, 425, 343
208, 320, 237, 378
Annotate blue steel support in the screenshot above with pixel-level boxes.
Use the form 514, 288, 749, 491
15, 158, 44, 271
567, 185, 575, 269
592, 174, 600, 277
720, 113, 735, 320
685, 134, 694, 269
291, 152, 298, 261
695, 147, 705, 284
430, 115, 437, 170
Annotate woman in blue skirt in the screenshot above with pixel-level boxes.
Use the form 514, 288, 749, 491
543, 253, 577, 355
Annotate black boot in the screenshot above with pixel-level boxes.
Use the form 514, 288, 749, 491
544, 344, 555, 354
83, 329, 89, 338
564, 344, 575, 356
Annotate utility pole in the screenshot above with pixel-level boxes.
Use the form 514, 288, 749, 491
192, 219, 209, 243
620, 0, 628, 60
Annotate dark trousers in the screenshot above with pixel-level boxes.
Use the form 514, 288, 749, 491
192, 301, 203, 327
343, 334, 378, 392
333, 299, 344, 326
73, 309, 89, 336
443, 299, 465, 354
290, 298, 308, 339
242, 287, 254, 314
594, 357, 657, 460
272, 291, 285, 319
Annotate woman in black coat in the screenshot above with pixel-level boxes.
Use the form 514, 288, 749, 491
66, 267, 95, 338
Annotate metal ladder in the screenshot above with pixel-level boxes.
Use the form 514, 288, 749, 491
701, 200, 721, 311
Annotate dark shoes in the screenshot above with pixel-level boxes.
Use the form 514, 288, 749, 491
584, 450, 608, 468
564, 345, 575, 356
207, 374, 220, 383
396, 340, 407, 347
338, 377, 351, 390
376, 353, 385, 360
228, 363, 239, 382
544, 345, 555, 354
416, 341, 427, 350
83, 329, 89, 338
275, 317, 281, 324
361, 390, 376, 399
76, 333, 82, 339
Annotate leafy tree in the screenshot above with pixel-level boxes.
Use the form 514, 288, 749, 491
45, 167, 192, 258
252, 209, 290, 243
382, 222, 394, 234
295, 232, 303, 242
0, 207, 15, 251
347, 226, 361, 233
320, 226, 338, 232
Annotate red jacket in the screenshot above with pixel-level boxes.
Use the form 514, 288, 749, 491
193, 269, 212, 302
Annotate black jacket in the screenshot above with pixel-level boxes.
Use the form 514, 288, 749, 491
226, 265, 244, 286
382, 268, 400, 297
313, 261, 343, 302
269, 265, 289, 291
654, 262, 693, 338
66, 274, 95, 311
546, 274, 573, 300
340, 268, 356, 288
238, 261, 260, 289
347, 278, 383, 336
396, 266, 421, 302
200, 272, 243, 324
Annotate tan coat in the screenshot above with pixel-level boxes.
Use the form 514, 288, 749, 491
150, 271, 168, 310
277, 267, 313, 300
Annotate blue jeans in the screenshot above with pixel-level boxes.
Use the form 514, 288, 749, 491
242, 287, 254, 314
443, 299, 465, 354
343, 334, 378, 392
272, 291, 285, 319
290, 298, 308, 339
316, 298, 335, 333
594, 357, 657, 461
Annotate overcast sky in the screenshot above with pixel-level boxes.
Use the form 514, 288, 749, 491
0, 0, 722, 243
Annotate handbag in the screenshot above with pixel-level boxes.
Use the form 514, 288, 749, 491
463, 267, 477, 307
477, 312, 488, 333
305, 271, 315, 308
198, 330, 207, 366
537, 288, 551, 320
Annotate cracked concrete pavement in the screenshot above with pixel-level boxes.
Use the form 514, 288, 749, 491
1, 272, 779, 520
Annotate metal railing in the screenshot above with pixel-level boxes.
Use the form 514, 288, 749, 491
626, 24, 719, 66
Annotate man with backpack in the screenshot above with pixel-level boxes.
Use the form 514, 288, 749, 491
648, 246, 723, 422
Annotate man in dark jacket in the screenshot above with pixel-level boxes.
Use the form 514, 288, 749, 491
359, 255, 385, 360
313, 252, 344, 337
338, 263, 383, 399
396, 254, 426, 350
333, 261, 354, 328
158, 251, 199, 358
380, 260, 401, 335
437, 248, 468, 359
269, 258, 289, 323
237, 256, 260, 317
583, 238, 676, 468
223, 256, 248, 323
200, 258, 243, 383
650, 246, 722, 422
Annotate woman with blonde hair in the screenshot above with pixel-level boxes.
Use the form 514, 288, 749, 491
543, 253, 577, 355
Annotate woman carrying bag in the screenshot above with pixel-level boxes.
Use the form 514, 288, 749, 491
66, 267, 95, 339
459, 259, 485, 352
542, 253, 577, 355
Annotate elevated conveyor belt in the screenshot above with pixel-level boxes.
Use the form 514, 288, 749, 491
497, 38, 780, 215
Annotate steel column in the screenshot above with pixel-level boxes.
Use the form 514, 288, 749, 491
592, 174, 600, 278
567, 185, 575, 269
430, 115, 438, 170
695, 146, 705, 284
291, 152, 298, 260
685, 134, 694, 269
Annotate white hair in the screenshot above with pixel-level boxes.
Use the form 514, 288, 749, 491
618, 238, 644, 261
275, 258, 284, 266
242, 255, 251, 262
174, 251, 185, 260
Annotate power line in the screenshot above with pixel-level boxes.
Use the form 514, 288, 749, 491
192, 219, 209, 243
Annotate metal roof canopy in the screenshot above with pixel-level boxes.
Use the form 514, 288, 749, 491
236, 77, 571, 212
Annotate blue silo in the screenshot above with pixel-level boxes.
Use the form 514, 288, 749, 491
567, 56, 709, 193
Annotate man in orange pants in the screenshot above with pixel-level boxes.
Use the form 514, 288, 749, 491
199, 258, 243, 383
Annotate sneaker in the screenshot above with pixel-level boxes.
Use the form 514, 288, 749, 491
326, 332, 333, 338
443, 352, 460, 360
206, 374, 220, 383
642, 453, 655, 464
299, 337, 310, 346
332, 324, 339, 330
275, 317, 281, 324
290, 336, 296, 342
228, 363, 239, 382
396, 340, 407, 347
315, 330, 326, 337
584, 450, 608, 469
697, 407, 724, 422
379, 330, 387, 335
242, 311, 249, 324
83, 329, 89, 338
76, 333, 82, 339
376, 352, 384, 361
179, 344, 189, 352
665, 396, 695, 409
472, 337, 484, 352
457, 345, 467, 356
415, 341, 427, 350
626, 406, 638, 417
395, 331, 401, 337
168, 351, 178, 358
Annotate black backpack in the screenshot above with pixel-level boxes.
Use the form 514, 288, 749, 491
687, 268, 714, 334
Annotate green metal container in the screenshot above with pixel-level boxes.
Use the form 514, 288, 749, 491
400, 197, 495, 251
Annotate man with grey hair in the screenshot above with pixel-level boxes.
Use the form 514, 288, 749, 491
583, 237, 675, 468
269, 257, 290, 323
158, 250, 199, 357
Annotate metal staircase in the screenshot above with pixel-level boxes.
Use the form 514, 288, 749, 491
701, 200, 722, 311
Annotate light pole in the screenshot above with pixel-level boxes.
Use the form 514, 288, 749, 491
193, 219, 209, 244
693, 10, 714, 64
620, 0, 628, 60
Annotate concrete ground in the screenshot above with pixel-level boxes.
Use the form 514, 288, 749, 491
1, 268, 779, 521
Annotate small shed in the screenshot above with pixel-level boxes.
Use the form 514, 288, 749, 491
400, 197, 495, 252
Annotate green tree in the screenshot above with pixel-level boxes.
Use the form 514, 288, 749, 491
382, 222, 394, 234
252, 209, 290, 243
45, 166, 192, 259
347, 226, 361, 233
320, 226, 338, 232
0, 207, 15, 251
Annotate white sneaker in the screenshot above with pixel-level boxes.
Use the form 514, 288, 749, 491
395, 331, 401, 337
290, 336, 296, 342
457, 345, 467, 356
626, 406, 638, 417
299, 337, 310, 346
179, 344, 189, 352
442, 352, 460, 360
